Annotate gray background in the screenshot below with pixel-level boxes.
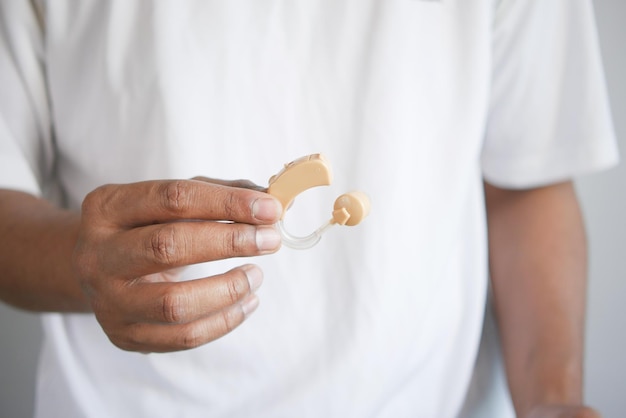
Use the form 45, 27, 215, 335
0, 1, 624, 417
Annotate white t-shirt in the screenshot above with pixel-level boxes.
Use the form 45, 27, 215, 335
0, 1, 618, 417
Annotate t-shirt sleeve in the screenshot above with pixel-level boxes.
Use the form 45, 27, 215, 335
481, 0, 619, 189
0, 1, 54, 197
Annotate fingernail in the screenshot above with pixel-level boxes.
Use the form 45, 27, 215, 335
241, 293, 260, 318
252, 198, 282, 221
255, 226, 282, 252
243, 264, 264, 292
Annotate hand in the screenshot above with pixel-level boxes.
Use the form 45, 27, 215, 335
72, 179, 282, 353
526, 404, 601, 418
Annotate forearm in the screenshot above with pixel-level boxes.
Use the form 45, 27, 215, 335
485, 181, 588, 417
0, 189, 90, 312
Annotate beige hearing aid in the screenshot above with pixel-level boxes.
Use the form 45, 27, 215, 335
267, 154, 370, 249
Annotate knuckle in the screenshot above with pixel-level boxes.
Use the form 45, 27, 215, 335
215, 186, 253, 222
148, 225, 179, 265
81, 185, 109, 217
224, 276, 246, 305
225, 227, 250, 255
223, 191, 237, 220
160, 287, 188, 324
220, 187, 253, 221
160, 181, 192, 215
179, 324, 206, 350
91, 183, 118, 206
103, 325, 139, 352
111, 336, 137, 352
80, 191, 98, 216
81, 184, 123, 226
219, 307, 242, 335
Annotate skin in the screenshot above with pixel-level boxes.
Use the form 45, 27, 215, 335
485, 181, 600, 418
0, 178, 283, 352
0, 178, 600, 416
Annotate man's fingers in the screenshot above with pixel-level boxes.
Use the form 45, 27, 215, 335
105, 265, 263, 352
82, 180, 281, 227
76, 179, 281, 353
100, 222, 281, 277
110, 293, 259, 352
114, 265, 263, 325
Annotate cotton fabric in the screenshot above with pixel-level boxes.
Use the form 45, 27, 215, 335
0, 1, 617, 417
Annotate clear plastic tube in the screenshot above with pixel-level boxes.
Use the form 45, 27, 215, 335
277, 219, 335, 250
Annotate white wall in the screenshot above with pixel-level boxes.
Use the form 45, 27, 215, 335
578, 1, 626, 416
0, 1, 624, 417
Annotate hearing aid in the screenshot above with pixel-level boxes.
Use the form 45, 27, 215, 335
267, 154, 370, 249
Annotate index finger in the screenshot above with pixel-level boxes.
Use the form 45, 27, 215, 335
83, 179, 282, 227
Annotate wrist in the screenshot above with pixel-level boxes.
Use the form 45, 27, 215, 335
516, 361, 583, 418
526, 404, 601, 418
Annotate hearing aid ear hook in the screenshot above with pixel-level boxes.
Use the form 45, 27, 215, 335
267, 154, 370, 250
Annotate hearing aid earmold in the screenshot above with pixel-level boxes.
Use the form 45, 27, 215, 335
267, 154, 370, 249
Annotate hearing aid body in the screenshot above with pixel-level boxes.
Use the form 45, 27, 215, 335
267, 154, 370, 249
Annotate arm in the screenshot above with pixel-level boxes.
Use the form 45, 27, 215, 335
484, 181, 600, 418
0, 180, 282, 352
0, 190, 86, 311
